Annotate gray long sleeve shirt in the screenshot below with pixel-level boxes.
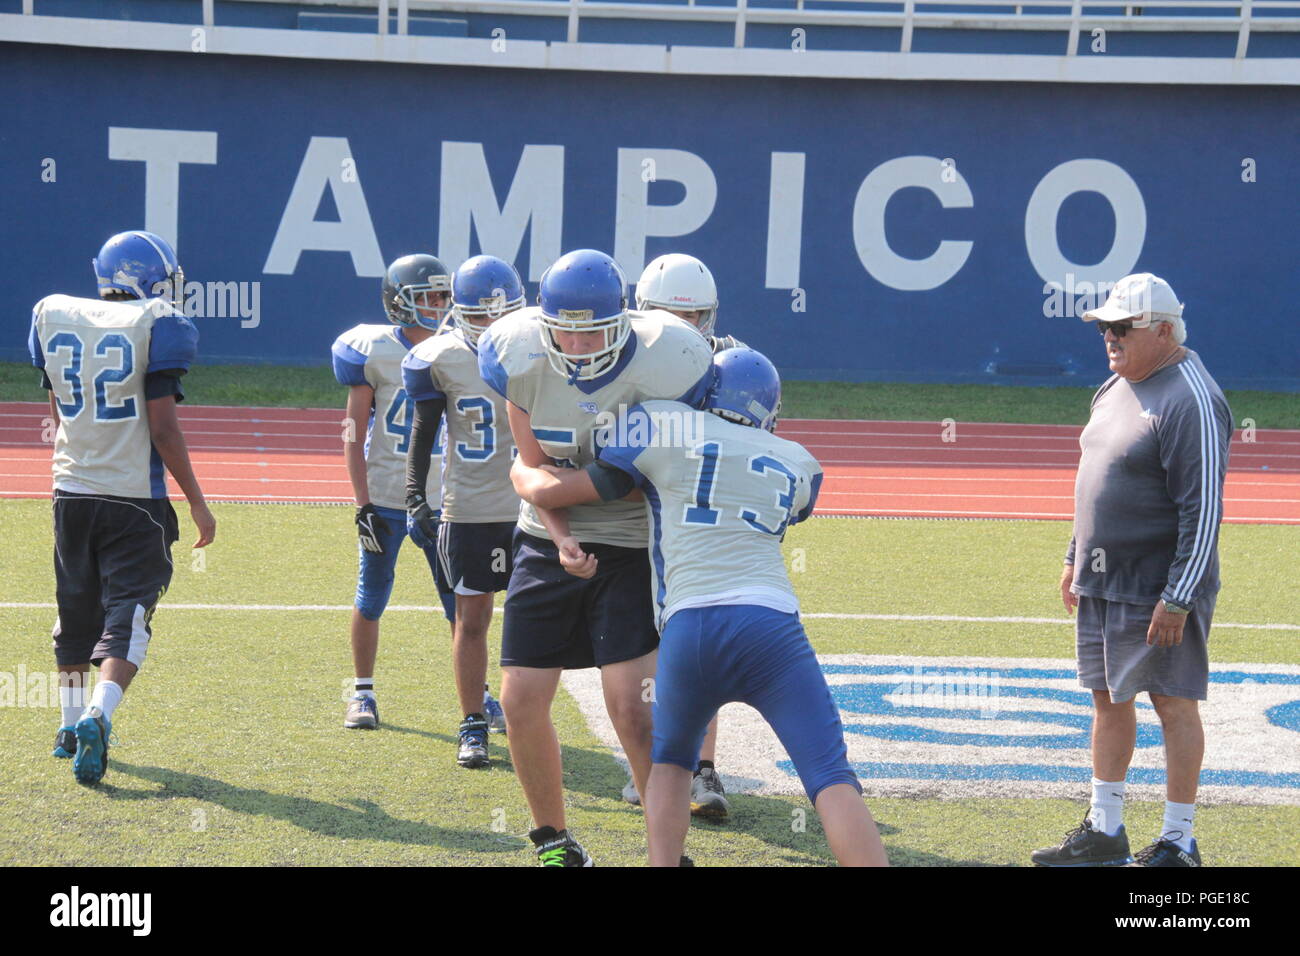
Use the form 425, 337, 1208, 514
1066, 349, 1232, 608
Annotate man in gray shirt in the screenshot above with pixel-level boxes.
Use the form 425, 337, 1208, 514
1032, 273, 1231, 868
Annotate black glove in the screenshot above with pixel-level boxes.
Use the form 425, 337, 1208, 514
406, 492, 439, 550
355, 504, 390, 554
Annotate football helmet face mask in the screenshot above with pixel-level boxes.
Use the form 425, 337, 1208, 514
537, 250, 631, 382
451, 255, 526, 346
635, 253, 718, 338
92, 231, 185, 309
382, 254, 452, 331
702, 347, 782, 432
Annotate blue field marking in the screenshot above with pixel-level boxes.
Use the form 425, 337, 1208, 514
834, 680, 1164, 750
822, 663, 1300, 686
1267, 699, 1300, 734
775, 761, 1300, 791
812, 661, 1300, 790
1211, 670, 1300, 685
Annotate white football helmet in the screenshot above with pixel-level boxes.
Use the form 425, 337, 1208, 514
635, 254, 718, 338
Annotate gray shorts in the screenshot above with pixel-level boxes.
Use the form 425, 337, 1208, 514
1076, 594, 1215, 703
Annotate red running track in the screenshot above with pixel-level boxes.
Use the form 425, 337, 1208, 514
2, 402, 1298, 524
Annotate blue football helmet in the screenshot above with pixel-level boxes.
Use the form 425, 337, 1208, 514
537, 249, 631, 382
702, 347, 782, 432
383, 254, 451, 331
451, 255, 526, 345
92, 231, 184, 307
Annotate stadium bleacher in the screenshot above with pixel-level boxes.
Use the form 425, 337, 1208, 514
9, 0, 1300, 57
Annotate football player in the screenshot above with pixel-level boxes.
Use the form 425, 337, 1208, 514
481, 249, 713, 866
636, 253, 744, 353
511, 348, 888, 866
631, 252, 740, 819
402, 255, 525, 769
331, 254, 458, 731
29, 230, 215, 786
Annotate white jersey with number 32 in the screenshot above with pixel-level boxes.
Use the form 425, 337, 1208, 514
30, 294, 198, 499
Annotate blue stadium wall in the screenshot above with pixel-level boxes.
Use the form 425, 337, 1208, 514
2, 40, 1297, 389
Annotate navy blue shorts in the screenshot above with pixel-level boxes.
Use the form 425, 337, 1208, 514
500, 530, 659, 670
52, 491, 179, 669
437, 520, 514, 595
355, 505, 455, 624
653, 604, 861, 804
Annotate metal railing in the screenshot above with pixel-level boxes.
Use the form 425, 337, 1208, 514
20, 0, 1300, 57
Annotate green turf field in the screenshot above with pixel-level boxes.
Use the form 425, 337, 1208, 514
4, 360, 1297, 426
1, 500, 1296, 866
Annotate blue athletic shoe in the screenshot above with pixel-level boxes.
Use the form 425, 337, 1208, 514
52, 727, 77, 758
72, 707, 110, 785
458, 715, 490, 768
483, 690, 506, 735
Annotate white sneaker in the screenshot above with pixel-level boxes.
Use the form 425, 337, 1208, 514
483, 691, 507, 734
691, 767, 729, 820
621, 777, 641, 806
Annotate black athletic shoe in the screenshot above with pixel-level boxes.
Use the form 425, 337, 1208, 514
457, 715, 490, 769
1031, 816, 1133, 867
529, 826, 593, 867
1129, 835, 1201, 867
53, 727, 77, 758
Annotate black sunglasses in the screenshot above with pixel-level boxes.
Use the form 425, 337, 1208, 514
1096, 320, 1136, 338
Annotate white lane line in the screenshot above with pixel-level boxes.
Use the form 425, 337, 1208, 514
818, 508, 1298, 524
2, 603, 1295, 630
821, 473, 1300, 488
799, 440, 1300, 460
0, 473, 352, 486
815, 457, 1300, 473
818, 490, 1300, 505
0, 457, 341, 469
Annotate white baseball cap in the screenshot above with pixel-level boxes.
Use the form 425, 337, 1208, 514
1082, 272, 1184, 324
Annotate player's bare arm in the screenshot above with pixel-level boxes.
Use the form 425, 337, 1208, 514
344, 384, 375, 505
145, 393, 214, 547
510, 457, 601, 510
505, 402, 598, 578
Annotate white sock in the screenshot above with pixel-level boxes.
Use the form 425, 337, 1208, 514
1162, 801, 1195, 851
85, 680, 124, 723
354, 678, 375, 699
59, 682, 85, 728
1087, 778, 1126, 836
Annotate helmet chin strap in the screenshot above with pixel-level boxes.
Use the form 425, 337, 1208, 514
566, 359, 587, 386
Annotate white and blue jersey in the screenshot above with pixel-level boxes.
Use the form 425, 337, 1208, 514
401, 328, 518, 523
29, 294, 198, 499
478, 308, 713, 548
331, 323, 443, 512
596, 401, 823, 630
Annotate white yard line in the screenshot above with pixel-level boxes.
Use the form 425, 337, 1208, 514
2, 603, 1295, 630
